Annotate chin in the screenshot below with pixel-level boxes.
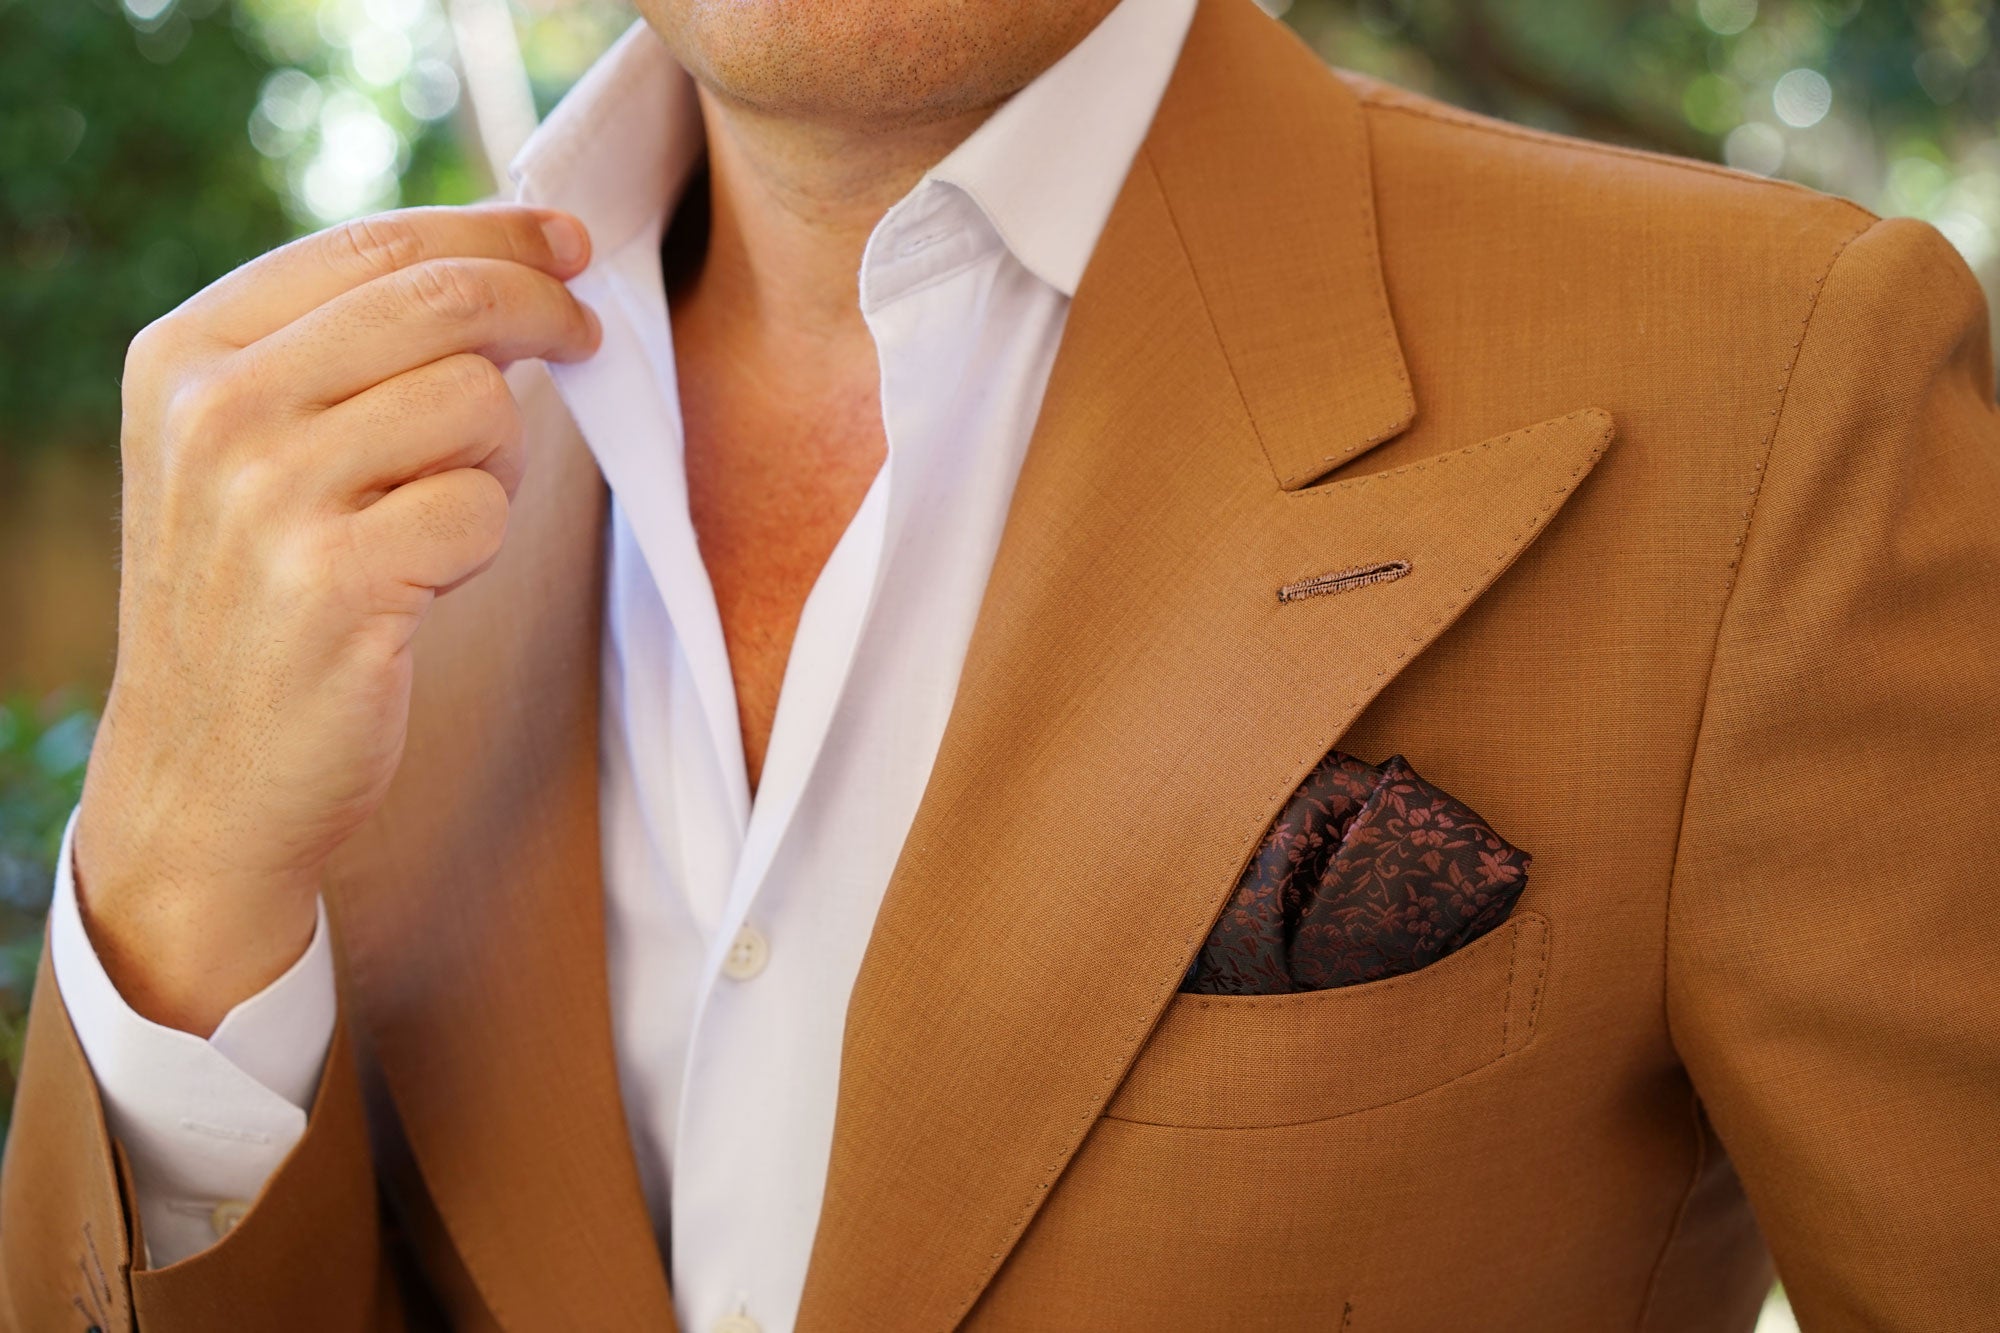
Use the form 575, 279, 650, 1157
633, 0, 1117, 129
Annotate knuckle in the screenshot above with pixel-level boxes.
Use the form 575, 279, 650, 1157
487, 440, 527, 500
422, 473, 508, 549
330, 212, 424, 278
218, 453, 286, 517
161, 373, 249, 451
406, 259, 495, 323
123, 314, 180, 379
445, 353, 509, 410
462, 468, 510, 528
267, 527, 340, 599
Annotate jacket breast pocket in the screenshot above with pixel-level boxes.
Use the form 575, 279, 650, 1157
1103, 911, 1551, 1129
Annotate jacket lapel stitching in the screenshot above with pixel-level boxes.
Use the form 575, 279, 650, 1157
1283, 407, 1611, 505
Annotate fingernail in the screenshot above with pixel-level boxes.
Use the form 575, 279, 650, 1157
541, 214, 588, 269
581, 301, 602, 345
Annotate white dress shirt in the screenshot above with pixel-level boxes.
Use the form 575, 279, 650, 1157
48, 2, 1196, 1327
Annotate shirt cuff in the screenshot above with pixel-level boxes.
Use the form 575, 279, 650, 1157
47, 805, 337, 1266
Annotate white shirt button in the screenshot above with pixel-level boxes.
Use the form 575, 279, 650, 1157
210, 1199, 250, 1240
721, 924, 769, 981
713, 1312, 761, 1333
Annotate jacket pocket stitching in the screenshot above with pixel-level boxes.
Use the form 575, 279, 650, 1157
1103, 913, 1551, 1131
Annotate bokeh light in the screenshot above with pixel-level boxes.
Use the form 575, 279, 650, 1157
1281, 0, 2000, 307
1772, 67, 1833, 127
236, 0, 471, 224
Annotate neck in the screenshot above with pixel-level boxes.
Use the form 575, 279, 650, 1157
679, 90, 998, 349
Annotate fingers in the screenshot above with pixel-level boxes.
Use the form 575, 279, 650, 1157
347, 466, 510, 596
177, 204, 592, 348
311, 353, 526, 504
242, 256, 601, 408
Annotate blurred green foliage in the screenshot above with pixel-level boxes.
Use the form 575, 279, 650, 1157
0, 697, 95, 1136
1, 0, 293, 454
0, 0, 488, 458
1285, 0, 2000, 267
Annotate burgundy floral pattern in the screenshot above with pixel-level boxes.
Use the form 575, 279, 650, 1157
1181, 751, 1531, 995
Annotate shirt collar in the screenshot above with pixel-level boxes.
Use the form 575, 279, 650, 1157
509, 0, 1196, 299
506, 20, 702, 260
926, 0, 1196, 297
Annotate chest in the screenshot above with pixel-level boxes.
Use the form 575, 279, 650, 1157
676, 360, 888, 786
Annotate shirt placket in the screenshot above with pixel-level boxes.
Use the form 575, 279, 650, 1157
667, 185, 1006, 1333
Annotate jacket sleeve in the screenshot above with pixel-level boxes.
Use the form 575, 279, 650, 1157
1667, 214, 2000, 1329
1, 947, 409, 1332
45, 805, 337, 1270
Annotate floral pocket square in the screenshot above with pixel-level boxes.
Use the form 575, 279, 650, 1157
1182, 751, 1530, 996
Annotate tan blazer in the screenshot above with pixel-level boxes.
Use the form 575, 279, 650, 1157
8, 2, 1999, 1328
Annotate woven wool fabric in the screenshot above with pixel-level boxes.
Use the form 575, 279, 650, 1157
7, 0, 1998, 1329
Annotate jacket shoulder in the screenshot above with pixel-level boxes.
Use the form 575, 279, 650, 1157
1339, 69, 1876, 259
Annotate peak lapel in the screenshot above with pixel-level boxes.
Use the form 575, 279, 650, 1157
1150, 0, 1415, 490
796, 3, 1613, 1328
325, 365, 678, 1330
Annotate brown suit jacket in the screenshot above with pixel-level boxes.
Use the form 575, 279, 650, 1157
7, 2, 1999, 1328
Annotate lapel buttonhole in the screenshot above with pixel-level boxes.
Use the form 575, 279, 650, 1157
1278, 559, 1412, 604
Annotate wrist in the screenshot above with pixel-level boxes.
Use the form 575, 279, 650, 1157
71, 807, 321, 1037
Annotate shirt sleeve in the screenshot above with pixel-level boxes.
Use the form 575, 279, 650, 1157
46, 805, 338, 1268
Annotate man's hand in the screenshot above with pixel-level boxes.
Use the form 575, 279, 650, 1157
71, 205, 601, 1036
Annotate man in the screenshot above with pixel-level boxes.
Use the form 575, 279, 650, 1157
4, 0, 1997, 1327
